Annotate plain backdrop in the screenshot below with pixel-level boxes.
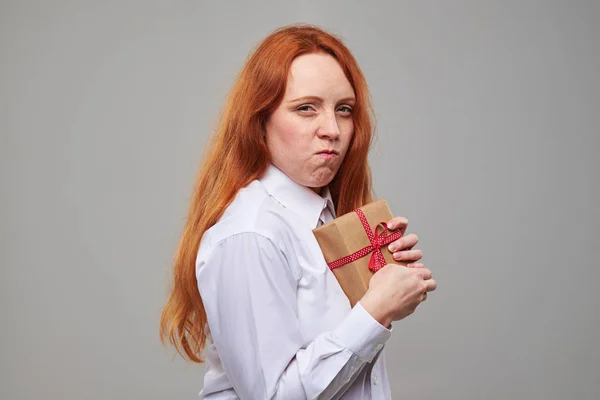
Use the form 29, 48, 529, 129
1, 1, 599, 399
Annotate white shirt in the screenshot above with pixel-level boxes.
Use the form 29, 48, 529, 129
196, 164, 393, 399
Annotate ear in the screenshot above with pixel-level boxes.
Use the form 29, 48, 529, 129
261, 120, 267, 138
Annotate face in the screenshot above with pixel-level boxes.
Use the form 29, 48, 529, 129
265, 52, 355, 193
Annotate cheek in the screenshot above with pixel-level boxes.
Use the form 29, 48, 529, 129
340, 119, 354, 148
269, 115, 312, 149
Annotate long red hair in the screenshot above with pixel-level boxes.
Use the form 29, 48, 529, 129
160, 24, 377, 362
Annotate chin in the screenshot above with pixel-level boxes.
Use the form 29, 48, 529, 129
309, 167, 338, 187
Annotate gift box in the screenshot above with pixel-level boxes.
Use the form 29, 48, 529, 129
312, 199, 408, 307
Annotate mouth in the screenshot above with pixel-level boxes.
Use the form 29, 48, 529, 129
316, 149, 339, 160
317, 149, 339, 156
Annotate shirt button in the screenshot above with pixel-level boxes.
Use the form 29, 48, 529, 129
373, 375, 379, 385
375, 344, 383, 351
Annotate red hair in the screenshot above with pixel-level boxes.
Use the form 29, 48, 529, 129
160, 24, 376, 362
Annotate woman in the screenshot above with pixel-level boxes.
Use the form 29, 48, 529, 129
160, 24, 437, 399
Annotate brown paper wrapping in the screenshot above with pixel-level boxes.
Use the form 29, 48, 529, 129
312, 199, 408, 307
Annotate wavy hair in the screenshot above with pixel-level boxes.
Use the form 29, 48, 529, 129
160, 24, 376, 362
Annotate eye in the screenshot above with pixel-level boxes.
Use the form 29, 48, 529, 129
297, 105, 316, 112
337, 105, 353, 114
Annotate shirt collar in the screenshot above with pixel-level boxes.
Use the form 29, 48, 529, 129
259, 164, 336, 229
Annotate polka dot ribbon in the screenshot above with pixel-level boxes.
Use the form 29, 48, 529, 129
327, 209, 403, 273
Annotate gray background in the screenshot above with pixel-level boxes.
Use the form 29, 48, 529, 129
1, 0, 598, 399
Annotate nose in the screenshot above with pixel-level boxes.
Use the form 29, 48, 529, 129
316, 111, 341, 140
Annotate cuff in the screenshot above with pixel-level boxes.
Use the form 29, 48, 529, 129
333, 301, 392, 362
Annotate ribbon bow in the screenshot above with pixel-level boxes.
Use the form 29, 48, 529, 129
327, 209, 403, 272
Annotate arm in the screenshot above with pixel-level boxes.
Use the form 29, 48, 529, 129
196, 232, 391, 400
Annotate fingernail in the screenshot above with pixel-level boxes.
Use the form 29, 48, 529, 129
388, 244, 396, 252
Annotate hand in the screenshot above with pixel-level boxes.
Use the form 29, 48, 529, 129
360, 263, 437, 327
386, 216, 423, 264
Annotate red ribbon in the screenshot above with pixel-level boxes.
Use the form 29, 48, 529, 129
327, 209, 403, 273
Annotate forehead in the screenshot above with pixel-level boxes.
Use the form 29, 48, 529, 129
285, 52, 355, 99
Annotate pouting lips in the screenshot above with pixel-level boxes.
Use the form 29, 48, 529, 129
317, 149, 339, 155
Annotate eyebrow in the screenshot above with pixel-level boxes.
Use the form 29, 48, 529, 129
287, 95, 356, 104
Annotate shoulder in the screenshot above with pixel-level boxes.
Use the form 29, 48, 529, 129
196, 180, 302, 275
206, 180, 294, 244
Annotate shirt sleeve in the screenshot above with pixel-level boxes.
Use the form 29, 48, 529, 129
196, 232, 392, 400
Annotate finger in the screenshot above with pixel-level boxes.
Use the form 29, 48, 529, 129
407, 263, 424, 269
415, 268, 432, 280
392, 249, 423, 262
422, 292, 428, 301
387, 216, 408, 233
426, 279, 437, 292
387, 233, 419, 253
